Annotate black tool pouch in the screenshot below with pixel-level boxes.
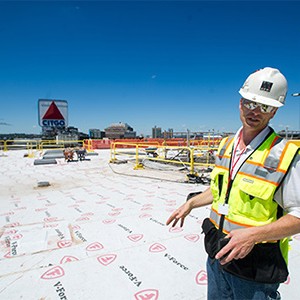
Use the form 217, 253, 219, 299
201, 218, 225, 259
222, 242, 289, 283
201, 219, 288, 283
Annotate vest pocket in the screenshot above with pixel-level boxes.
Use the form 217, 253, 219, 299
221, 242, 288, 283
210, 169, 225, 200
239, 177, 275, 200
201, 218, 225, 259
202, 218, 288, 283
238, 178, 278, 220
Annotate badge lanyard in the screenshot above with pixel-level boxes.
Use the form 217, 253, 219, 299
229, 132, 247, 181
218, 128, 273, 235
218, 133, 247, 218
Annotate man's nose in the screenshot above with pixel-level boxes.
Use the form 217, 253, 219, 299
252, 106, 262, 114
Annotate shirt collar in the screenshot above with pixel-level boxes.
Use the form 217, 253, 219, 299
234, 126, 272, 152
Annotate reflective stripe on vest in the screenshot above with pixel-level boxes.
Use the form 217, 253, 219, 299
214, 133, 291, 186
210, 209, 250, 233
210, 133, 299, 231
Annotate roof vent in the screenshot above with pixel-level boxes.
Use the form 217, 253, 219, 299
37, 181, 50, 188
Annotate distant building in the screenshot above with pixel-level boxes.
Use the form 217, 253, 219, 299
54, 126, 88, 141
0, 133, 42, 140
152, 126, 162, 138
104, 122, 136, 139
89, 129, 105, 139
57, 126, 79, 141
163, 128, 173, 139
42, 126, 59, 138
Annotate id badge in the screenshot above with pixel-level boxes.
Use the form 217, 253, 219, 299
218, 204, 229, 215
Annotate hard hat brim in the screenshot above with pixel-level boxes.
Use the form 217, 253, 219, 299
239, 89, 284, 108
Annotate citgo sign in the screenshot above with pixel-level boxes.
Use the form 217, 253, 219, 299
38, 99, 68, 128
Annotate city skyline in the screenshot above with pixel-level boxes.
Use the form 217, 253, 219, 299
1, 1, 300, 136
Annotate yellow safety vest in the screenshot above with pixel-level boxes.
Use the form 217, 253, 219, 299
210, 131, 299, 263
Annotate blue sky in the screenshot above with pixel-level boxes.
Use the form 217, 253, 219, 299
0, 1, 300, 136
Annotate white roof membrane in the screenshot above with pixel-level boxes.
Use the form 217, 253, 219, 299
0, 150, 300, 299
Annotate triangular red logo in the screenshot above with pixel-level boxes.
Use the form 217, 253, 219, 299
134, 289, 159, 300
57, 240, 72, 248
195, 270, 208, 285
184, 234, 200, 242
60, 256, 79, 264
149, 243, 166, 253
43, 101, 64, 120
169, 226, 183, 233
97, 254, 117, 266
127, 234, 143, 242
41, 266, 65, 280
86, 242, 104, 251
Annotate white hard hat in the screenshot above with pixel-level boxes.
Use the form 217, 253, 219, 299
239, 67, 288, 107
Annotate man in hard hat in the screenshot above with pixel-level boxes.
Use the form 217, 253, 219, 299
166, 67, 300, 299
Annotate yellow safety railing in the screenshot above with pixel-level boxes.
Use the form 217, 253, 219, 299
110, 141, 160, 166
0, 139, 39, 152
0, 139, 87, 155
38, 140, 84, 151
148, 146, 217, 175
110, 141, 218, 176
85, 139, 94, 152
0, 140, 6, 151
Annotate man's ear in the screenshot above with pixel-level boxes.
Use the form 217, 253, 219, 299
271, 108, 278, 118
239, 98, 243, 109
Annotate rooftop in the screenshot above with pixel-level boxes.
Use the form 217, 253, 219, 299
0, 149, 300, 299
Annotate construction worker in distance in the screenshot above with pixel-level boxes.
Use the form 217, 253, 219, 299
166, 67, 300, 300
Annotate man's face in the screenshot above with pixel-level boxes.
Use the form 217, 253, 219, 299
239, 98, 277, 131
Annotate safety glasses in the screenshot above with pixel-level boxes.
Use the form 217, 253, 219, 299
242, 98, 275, 113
